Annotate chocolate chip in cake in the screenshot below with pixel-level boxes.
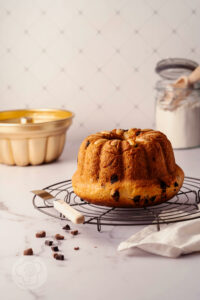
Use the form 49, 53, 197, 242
132, 195, 141, 203
71, 230, 78, 236
136, 130, 141, 136
51, 246, 59, 252
161, 192, 167, 200
110, 174, 118, 184
152, 157, 156, 162
174, 182, 179, 187
74, 247, 80, 250
150, 196, 156, 202
144, 199, 148, 205
53, 253, 64, 260
35, 231, 46, 238
85, 140, 90, 148
23, 248, 33, 256
111, 190, 120, 201
55, 234, 64, 240
134, 144, 138, 148
62, 224, 71, 231
45, 240, 53, 246
160, 180, 167, 190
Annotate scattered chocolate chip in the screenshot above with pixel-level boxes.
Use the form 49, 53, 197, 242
111, 190, 120, 201
136, 130, 141, 136
80, 198, 84, 201
174, 182, 178, 187
144, 199, 148, 205
132, 195, 141, 203
150, 196, 156, 202
53, 253, 64, 260
71, 230, 78, 236
62, 224, 71, 231
110, 174, 118, 184
123, 129, 128, 132
51, 246, 59, 252
85, 140, 90, 148
45, 240, 53, 246
23, 248, 33, 256
55, 234, 64, 240
35, 231, 46, 238
74, 247, 79, 250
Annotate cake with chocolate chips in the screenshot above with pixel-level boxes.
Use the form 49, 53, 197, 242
72, 128, 184, 207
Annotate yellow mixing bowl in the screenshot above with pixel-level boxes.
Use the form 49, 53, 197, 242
0, 109, 74, 166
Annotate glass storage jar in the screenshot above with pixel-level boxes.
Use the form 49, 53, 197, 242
155, 58, 200, 149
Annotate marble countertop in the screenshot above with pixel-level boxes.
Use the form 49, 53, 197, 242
1, 143, 200, 300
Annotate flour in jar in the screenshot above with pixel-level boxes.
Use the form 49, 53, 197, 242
156, 98, 200, 149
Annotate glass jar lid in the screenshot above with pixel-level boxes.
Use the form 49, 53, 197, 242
155, 58, 198, 80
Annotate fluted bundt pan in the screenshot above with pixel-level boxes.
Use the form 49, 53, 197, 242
0, 109, 74, 166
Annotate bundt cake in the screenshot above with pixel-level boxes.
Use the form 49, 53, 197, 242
72, 128, 184, 207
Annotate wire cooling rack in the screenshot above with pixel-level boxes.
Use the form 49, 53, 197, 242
32, 177, 200, 232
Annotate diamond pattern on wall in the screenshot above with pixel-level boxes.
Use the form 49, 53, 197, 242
0, 0, 199, 143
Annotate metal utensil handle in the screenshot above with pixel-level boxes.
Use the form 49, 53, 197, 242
53, 199, 85, 224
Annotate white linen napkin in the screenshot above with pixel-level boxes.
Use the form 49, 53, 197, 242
118, 206, 200, 258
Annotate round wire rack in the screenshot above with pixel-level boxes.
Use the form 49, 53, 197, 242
32, 177, 200, 232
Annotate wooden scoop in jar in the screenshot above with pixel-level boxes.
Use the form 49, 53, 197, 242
31, 190, 85, 224
163, 65, 200, 108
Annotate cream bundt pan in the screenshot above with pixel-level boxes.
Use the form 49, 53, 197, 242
72, 129, 184, 208
0, 109, 74, 166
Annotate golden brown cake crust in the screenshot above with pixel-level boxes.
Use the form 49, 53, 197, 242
72, 129, 184, 207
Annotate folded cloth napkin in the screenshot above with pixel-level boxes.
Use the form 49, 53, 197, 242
118, 211, 200, 258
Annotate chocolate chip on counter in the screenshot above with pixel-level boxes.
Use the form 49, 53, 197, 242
150, 196, 156, 202
62, 224, 71, 231
53, 253, 64, 260
45, 240, 53, 246
85, 140, 90, 148
51, 246, 59, 252
132, 195, 141, 203
55, 234, 64, 240
71, 230, 78, 236
23, 248, 33, 256
111, 190, 120, 202
174, 182, 179, 187
74, 247, 80, 251
35, 231, 46, 238
110, 174, 118, 184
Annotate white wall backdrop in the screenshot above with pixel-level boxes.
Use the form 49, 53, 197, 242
0, 0, 200, 141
